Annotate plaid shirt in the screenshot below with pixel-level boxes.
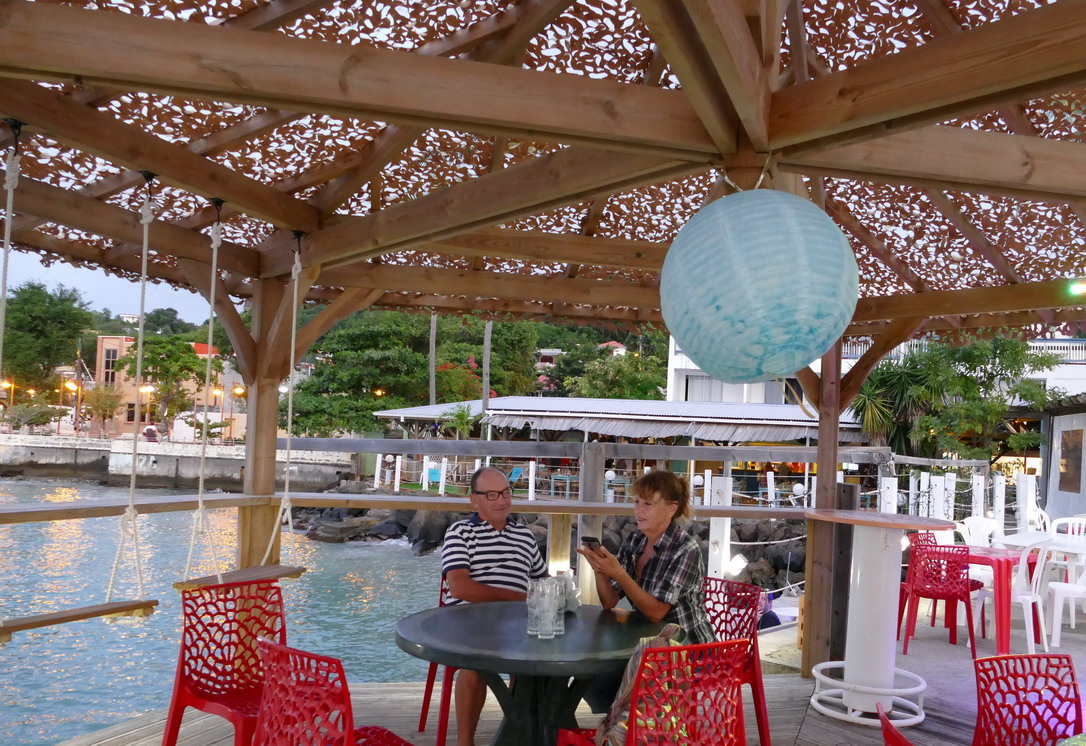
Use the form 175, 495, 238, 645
610, 522, 714, 644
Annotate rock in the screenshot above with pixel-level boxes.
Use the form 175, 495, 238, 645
365, 508, 396, 524
407, 510, 453, 546
394, 509, 416, 529
736, 557, 776, 587
735, 520, 759, 543
367, 520, 402, 537
602, 528, 622, 553
525, 522, 548, 550
412, 539, 440, 556
687, 519, 709, 540
602, 515, 627, 534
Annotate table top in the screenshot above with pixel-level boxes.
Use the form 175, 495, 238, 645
1001, 530, 1086, 553
966, 545, 1022, 563
806, 508, 953, 531
395, 602, 663, 677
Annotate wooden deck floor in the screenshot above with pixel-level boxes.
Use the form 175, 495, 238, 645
58, 675, 975, 746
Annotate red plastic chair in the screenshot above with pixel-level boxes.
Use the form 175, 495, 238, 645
253, 638, 413, 746
973, 654, 1083, 746
898, 544, 981, 657
556, 638, 748, 746
417, 576, 458, 746
703, 577, 772, 746
163, 579, 287, 746
876, 702, 915, 745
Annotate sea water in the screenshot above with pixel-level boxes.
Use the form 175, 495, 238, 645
0, 478, 442, 746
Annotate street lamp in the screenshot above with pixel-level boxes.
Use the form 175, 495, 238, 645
64, 380, 83, 435
228, 385, 246, 442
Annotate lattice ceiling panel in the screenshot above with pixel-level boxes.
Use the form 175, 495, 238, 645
802, 0, 930, 70
104, 93, 262, 146
505, 204, 590, 235
944, 0, 1049, 29
380, 129, 492, 209
525, 0, 652, 81
16, 134, 121, 189
284, 0, 510, 47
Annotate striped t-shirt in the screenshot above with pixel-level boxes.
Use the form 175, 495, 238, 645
441, 513, 548, 605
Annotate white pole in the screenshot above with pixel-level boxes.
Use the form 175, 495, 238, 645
971, 474, 985, 518
439, 456, 448, 496
707, 474, 733, 578
810, 475, 817, 506
919, 471, 931, 517
528, 460, 537, 501
766, 470, 776, 507
393, 455, 402, 493
485, 424, 492, 466
374, 453, 383, 489
687, 459, 695, 501
473, 458, 481, 474
930, 475, 948, 522
703, 468, 711, 506
878, 476, 897, 514
422, 456, 431, 490
908, 472, 919, 515
993, 473, 1006, 533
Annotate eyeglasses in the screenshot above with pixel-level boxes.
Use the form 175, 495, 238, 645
473, 488, 513, 501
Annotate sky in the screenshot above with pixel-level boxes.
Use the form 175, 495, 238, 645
7, 250, 221, 324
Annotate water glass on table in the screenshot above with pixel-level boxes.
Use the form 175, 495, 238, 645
536, 579, 559, 640
527, 578, 544, 636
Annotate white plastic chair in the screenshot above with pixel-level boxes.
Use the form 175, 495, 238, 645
1049, 573, 1086, 647
1049, 517, 1086, 585
962, 516, 1000, 548
1035, 508, 1051, 534
1012, 538, 1053, 654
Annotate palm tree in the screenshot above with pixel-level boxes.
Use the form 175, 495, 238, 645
442, 403, 478, 440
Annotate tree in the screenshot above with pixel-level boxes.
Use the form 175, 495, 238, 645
82, 385, 124, 434
145, 307, 197, 336
2, 403, 69, 432
442, 403, 479, 439
117, 336, 216, 437
2, 282, 93, 391
565, 351, 666, 400
849, 335, 1064, 463
546, 343, 605, 396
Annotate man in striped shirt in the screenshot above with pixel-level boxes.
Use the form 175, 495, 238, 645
442, 466, 548, 746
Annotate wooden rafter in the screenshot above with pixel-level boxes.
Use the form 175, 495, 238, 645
266, 148, 696, 276
629, 0, 739, 153
823, 198, 929, 293
783, 126, 1086, 203
428, 228, 665, 270
0, 80, 319, 233
178, 259, 258, 384
380, 292, 665, 324
771, 0, 1086, 152
855, 278, 1086, 323
294, 288, 384, 364
839, 317, 928, 409
11, 177, 259, 276
0, 2, 718, 161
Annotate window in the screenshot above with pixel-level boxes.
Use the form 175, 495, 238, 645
104, 349, 118, 384
125, 403, 151, 424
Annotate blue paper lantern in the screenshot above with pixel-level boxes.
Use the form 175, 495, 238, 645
660, 190, 858, 383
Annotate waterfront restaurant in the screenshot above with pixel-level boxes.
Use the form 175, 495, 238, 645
3, 0, 1086, 743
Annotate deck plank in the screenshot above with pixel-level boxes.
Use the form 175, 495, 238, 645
55, 675, 978, 746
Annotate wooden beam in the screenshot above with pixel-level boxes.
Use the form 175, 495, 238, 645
425, 228, 666, 271
0, 80, 319, 233
0, 2, 718, 161
794, 366, 820, 410
294, 287, 384, 365
681, 0, 769, 149
854, 278, 1086, 323
839, 317, 927, 410
846, 306, 1086, 337
268, 148, 696, 276
178, 259, 258, 384
330, 264, 660, 309
477, 0, 574, 64
11, 177, 259, 276
783, 126, 1086, 202
771, 0, 1086, 152
259, 265, 320, 380
630, 0, 739, 153
376, 292, 665, 324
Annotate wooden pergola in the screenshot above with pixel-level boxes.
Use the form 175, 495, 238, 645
1, 0, 1085, 672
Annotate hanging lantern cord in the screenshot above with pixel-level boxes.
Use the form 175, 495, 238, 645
754, 154, 773, 190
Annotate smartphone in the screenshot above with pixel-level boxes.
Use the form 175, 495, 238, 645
581, 536, 602, 551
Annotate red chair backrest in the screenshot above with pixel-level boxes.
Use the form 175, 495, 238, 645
439, 575, 451, 607
626, 638, 747, 746
253, 638, 353, 746
179, 579, 286, 697
876, 702, 915, 745
908, 544, 971, 598
703, 576, 761, 665
973, 654, 1083, 746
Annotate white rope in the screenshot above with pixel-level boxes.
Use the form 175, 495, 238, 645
183, 216, 224, 584
260, 248, 302, 566
0, 146, 19, 625
105, 191, 154, 604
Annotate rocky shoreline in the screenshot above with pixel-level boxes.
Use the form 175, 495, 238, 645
292, 486, 807, 595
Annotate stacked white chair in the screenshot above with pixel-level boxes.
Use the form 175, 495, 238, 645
1013, 538, 1053, 654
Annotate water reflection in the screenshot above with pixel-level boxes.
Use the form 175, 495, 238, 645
0, 479, 442, 746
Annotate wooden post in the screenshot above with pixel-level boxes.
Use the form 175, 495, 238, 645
238, 276, 288, 569
548, 513, 572, 575
829, 482, 859, 662
802, 340, 841, 677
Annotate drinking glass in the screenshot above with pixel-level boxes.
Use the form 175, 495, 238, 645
526, 578, 543, 636
551, 577, 566, 635
536, 579, 558, 640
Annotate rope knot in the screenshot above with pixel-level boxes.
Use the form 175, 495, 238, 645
4, 150, 20, 192
139, 200, 157, 225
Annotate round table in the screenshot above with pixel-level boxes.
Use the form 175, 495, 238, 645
395, 602, 663, 746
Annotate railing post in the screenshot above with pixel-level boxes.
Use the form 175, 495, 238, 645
972, 473, 985, 518
706, 465, 733, 578
576, 441, 606, 604
993, 473, 1006, 531
528, 460, 537, 501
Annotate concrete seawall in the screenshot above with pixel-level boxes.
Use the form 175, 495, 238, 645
0, 434, 352, 491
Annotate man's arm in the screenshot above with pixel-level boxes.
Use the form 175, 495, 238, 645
445, 568, 527, 603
